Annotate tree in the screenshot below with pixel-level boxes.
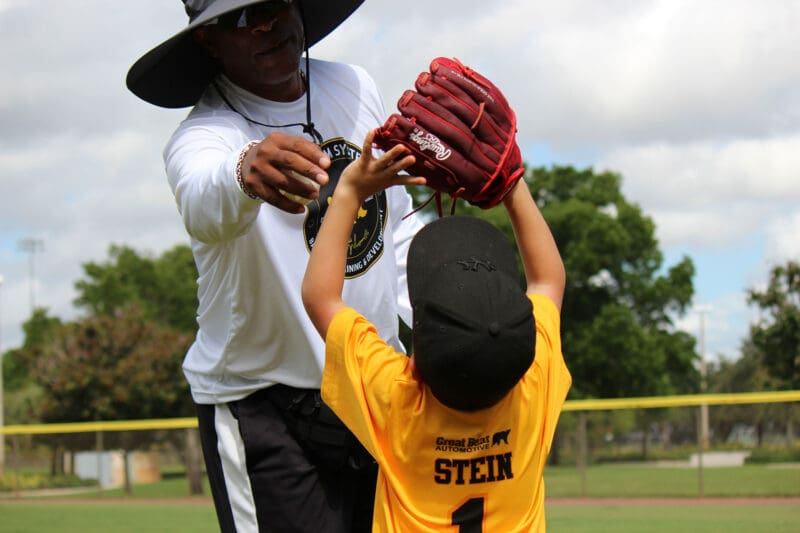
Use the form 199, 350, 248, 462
414, 166, 699, 399
3, 309, 62, 393
33, 304, 194, 492
21, 244, 203, 493
745, 260, 800, 444
413, 166, 698, 459
73, 244, 198, 334
152, 246, 202, 334
3, 309, 63, 445
746, 261, 800, 390
706, 341, 776, 446
69, 244, 203, 492
534, 167, 697, 397
35, 306, 192, 423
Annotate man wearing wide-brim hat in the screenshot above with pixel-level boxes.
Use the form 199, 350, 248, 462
127, 2, 425, 532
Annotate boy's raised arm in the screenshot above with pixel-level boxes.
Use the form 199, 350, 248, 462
503, 180, 566, 311
302, 132, 424, 338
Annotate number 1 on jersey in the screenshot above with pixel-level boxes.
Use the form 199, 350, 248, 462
451, 497, 485, 533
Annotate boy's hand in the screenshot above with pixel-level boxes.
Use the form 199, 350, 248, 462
339, 130, 426, 202
302, 130, 425, 339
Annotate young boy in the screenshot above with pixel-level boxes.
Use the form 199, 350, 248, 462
302, 131, 570, 532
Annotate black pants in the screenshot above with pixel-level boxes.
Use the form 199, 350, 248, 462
196, 386, 377, 533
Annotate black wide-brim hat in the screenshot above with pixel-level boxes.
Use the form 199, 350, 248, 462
126, 0, 365, 108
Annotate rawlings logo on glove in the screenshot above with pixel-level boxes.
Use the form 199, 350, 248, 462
374, 57, 524, 212
409, 128, 452, 161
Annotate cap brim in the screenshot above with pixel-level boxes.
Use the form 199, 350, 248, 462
126, 0, 365, 108
407, 215, 520, 307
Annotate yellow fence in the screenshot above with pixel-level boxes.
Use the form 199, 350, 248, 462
2, 390, 798, 435
562, 390, 800, 411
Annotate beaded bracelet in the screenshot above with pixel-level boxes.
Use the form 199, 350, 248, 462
235, 140, 262, 201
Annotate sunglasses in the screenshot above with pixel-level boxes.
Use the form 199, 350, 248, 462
206, 0, 293, 30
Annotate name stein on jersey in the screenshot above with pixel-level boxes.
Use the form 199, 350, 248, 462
433, 429, 513, 485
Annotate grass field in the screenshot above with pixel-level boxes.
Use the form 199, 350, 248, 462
40, 463, 798, 500
2, 499, 798, 533
546, 502, 800, 533
544, 464, 800, 497
1, 463, 798, 532
0, 502, 219, 533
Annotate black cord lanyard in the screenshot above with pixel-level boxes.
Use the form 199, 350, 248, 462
214, 3, 322, 145
213, 62, 323, 145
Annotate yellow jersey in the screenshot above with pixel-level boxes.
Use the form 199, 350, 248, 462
322, 294, 571, 532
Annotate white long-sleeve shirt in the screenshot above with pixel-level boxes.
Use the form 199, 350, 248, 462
164, 59, 424, 404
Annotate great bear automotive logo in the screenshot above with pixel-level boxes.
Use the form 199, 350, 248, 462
432, 429, 514, 485
433, 429, 512, 453
304, 138, 388, 278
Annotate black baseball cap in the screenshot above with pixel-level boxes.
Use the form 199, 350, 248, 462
407, 215, 535, 411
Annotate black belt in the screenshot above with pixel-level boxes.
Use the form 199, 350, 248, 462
265, 384, 375, 471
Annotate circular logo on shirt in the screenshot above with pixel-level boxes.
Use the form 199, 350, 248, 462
304, 137, 388, 278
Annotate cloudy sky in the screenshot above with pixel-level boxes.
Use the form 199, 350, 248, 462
1, 0, 798, 364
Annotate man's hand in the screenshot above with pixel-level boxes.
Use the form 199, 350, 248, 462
241, 132, 331, 213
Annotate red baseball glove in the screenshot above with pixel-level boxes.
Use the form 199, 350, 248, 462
374, 57, 524, 211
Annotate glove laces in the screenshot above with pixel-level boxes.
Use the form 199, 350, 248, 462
402, 187, 465, 220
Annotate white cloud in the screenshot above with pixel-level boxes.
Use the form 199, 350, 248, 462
1, 0, 799, 359
675, 295, 755, 363
765, 210, 800, 263
0, 2, 189, 349
328, 0, 800, 154
598, 136, 800, 247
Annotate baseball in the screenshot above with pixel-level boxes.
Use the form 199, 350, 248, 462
278, 170, 320, 205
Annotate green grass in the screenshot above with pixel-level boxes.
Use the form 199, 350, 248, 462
545, 503, 800, 533
1, 464, 798, 532
1, 500, 797, 533
544, 464, 800, 497
0, 502, 219, 533
38, 463, 795, 500
49, 476, 212, 500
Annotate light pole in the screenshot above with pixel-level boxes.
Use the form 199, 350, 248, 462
695, 305, 712, 450
18, 238, 44, 314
